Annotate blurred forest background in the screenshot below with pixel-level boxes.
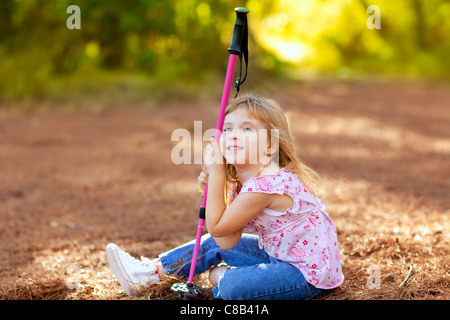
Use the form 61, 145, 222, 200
1, 0, 450, 107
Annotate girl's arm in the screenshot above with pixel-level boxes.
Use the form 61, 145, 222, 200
204, 138, 272, 240
199, 157, 242, 249
213, 228, 244, 250
206, 179, 272, 237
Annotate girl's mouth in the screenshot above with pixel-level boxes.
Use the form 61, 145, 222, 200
227, 145, 244, 151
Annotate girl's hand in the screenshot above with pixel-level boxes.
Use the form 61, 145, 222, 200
203, 138, 225, 174
198, 166, 209, 190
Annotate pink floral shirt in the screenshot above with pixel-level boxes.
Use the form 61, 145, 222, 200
229, 168, 344, 289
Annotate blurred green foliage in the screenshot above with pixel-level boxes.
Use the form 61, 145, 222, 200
0, 0, 449, 105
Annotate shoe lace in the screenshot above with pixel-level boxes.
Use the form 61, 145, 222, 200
121, 251, 154, 271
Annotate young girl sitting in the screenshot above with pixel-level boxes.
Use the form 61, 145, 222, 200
106, 94, 344, 299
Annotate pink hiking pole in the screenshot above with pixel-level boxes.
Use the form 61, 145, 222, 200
171, 7, 249, 299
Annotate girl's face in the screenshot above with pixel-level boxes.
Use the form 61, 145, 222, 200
219, 108, 271, 167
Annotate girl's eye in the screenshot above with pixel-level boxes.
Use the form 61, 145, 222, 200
243, 128, 253, 132
223, 128, 232, 132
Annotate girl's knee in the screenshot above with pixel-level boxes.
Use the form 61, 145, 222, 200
214, 268, 249, 300
213, 269, 236, 299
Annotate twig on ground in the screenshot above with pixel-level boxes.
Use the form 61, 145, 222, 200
398, 263, 414, 289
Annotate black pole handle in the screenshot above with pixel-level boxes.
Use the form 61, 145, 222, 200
228, 7, 249, 55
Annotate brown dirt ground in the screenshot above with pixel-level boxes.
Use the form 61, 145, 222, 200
0, 80, 449, 300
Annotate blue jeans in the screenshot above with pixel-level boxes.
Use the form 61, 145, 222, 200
159, 233, 329, 300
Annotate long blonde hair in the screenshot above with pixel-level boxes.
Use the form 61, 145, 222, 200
225, 93, 322, 198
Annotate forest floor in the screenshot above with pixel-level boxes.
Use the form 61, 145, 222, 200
0, 80, 449, 300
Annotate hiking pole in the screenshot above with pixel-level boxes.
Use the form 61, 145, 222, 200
171, 7, 249, 300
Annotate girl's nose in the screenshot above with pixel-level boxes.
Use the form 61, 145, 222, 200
227, 130, 238, 140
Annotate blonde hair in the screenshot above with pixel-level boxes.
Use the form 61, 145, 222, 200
225, 93, 322, 198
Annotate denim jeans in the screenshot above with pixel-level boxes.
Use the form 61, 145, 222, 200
159, 233, 329, 300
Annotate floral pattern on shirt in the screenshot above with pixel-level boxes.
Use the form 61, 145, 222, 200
230, 168, 344, 289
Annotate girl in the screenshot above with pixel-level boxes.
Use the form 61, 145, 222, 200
106, 94, 344, 299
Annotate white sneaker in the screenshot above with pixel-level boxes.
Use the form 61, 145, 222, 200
106, 243, 160, 296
